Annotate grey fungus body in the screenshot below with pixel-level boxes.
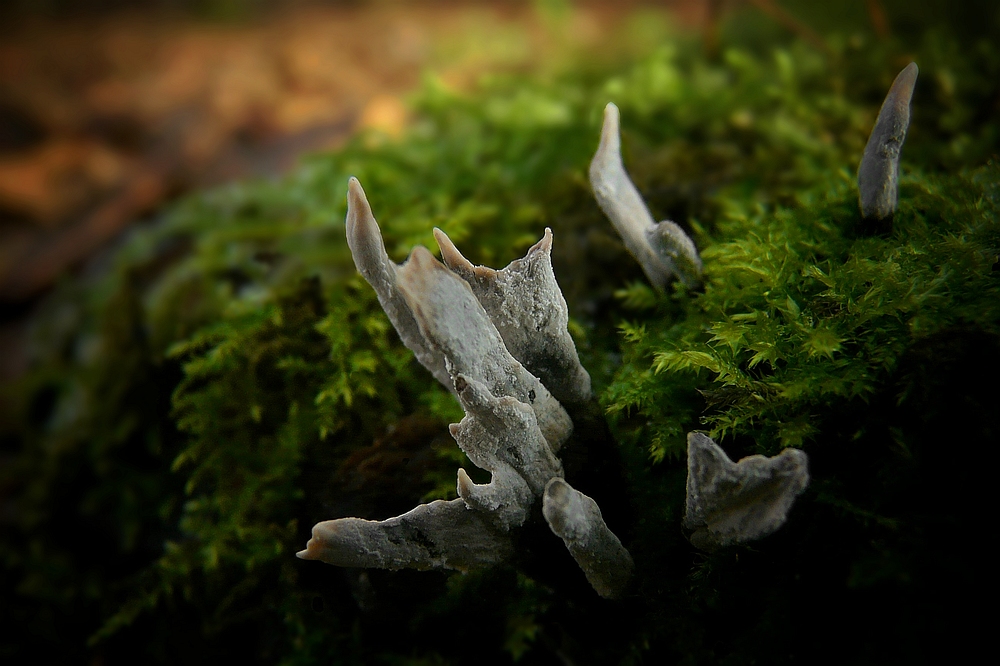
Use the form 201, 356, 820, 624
345, 178, 453, 389
858, 63, 918, 222
450, 373, 564, 531
543, 478, 635, 599
589, 102, 702, 290
396, 245, 573, 450
301, 178, 627, 599
435, 227, 593, 406
297, 499, 514, 571
684, 433, 810, 552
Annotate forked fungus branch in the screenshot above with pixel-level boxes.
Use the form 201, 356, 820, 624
300, 177, 631, 598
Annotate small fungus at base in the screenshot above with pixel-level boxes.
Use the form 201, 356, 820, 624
683, 432, 810, 552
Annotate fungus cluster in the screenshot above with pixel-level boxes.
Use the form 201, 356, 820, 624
299, 62, 917, 598
298, 178, 632, 597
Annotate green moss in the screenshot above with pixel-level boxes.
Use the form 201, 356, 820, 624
609, 165, 1000, 461
2, 11, 998, 665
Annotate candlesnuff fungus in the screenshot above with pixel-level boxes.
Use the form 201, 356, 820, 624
858, 62, 919, 222
542, 477, 634, 600
589, 102, 703, 290
684, 433, 810, 552
304, 71, 902, 592
303, 148, 816, 594
434, 227, 592, 407
299, 177, 633, 598
395, 243, 573, 449
592, 62, 920, 287
344, 177, 453, 390
576, 67, 920, 547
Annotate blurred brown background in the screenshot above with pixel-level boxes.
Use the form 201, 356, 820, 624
0, 1, 718, 307
9, 0, 883, 382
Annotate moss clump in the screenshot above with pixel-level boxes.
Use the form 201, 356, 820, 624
2, 9, 998, 665
609, 166, 1000, 460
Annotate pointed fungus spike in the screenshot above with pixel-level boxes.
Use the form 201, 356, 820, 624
589, 103, 677, 290
858, 62, 918, 223
457, 468, 475, 500
398, 245, 462, 294
433, 227, 499, 283
597, 102, 622, 159
343, 178, 453, 390
345, 177, 386, 272
298, 523, 341, 562
408, 244, 436, 268
528, 227, 554, 256
433, 227, 474, 275
346, 176, 367, 214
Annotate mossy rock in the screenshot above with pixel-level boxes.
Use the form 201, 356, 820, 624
2, 10, 998, 665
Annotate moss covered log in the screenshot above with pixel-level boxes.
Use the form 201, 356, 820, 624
2, 6, 999, 664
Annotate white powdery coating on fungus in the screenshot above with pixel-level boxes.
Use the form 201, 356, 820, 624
450, 374, 564, 531
684, 432, 809, 551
